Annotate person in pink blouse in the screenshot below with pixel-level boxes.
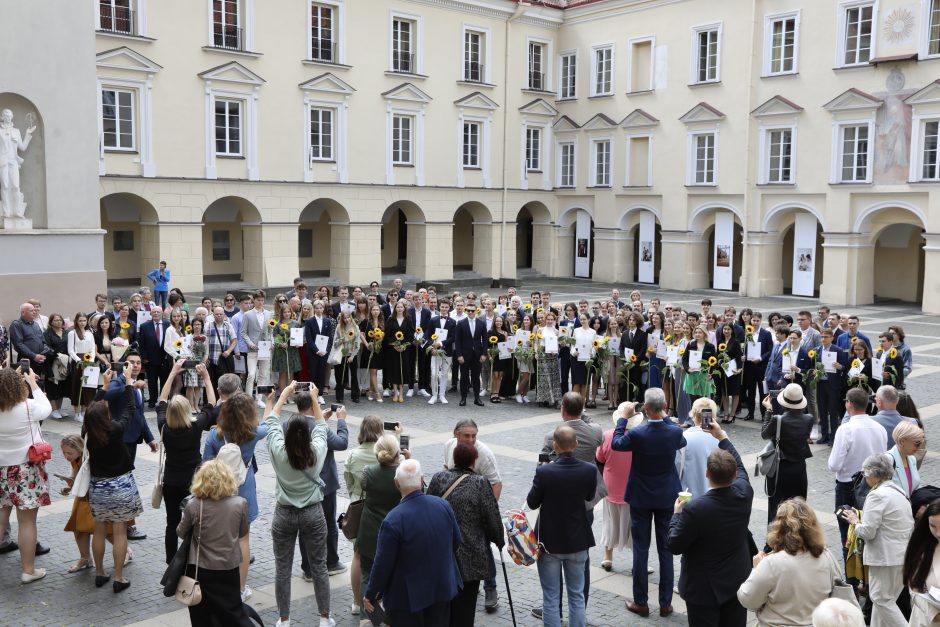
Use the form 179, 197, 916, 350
596, 403, 642, 572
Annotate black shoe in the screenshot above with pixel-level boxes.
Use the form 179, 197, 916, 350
95, 574, 111, 588
113, 579, 130, 593
249, 554, 255, 564
449, 386, 458, 392
474, 397, 484, 407
35, 543, 50, 556
0, 542, 18, 554
484, 587, 499, 612
147, 402, 156, 409
459, 398, 467, 406
744, 414, 755, 421
126, 526, 147, 541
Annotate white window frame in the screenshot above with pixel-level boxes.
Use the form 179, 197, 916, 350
557, 140, 577, 188
690, 23, 722, 84
525, 126, 542, 172
626, 35, 656, 93
836, 0, 877, 68
590, 44, 614, 97
558, 49, 578, 100
762, 10, 801, 76
206, 0, 255, 52
455, 114, 492, 187
462, 120, 481, 168
758, 124, 797, 184
96, 0, 149, 37
309, 106, 335, 162
461, 25, 492, 84
624, 133, 653, 187
389, 11, 423, 75
307, 0, 346, 64
100, 87, 137, 152
203, 84, 259, 180
831, 120, 874, 183
687, 131, 717, 186
525, 36, 553, 92
911, 116, 940, 181
590, 138, 612, 187
302, 87, 349, 183
391, 113, 414, 165
214, 98, 243, 157
920, 0, 940, 59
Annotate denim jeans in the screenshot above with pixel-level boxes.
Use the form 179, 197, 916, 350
536, 550, 588, 627
271, 502, 330, 618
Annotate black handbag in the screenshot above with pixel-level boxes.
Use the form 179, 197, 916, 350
161, 528, 193, 597
851, 470, 872, 509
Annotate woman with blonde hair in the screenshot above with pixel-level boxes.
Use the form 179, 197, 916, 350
888, 421, 923, 496
157, 359, 216, 563
178, 459, 255, 626
332, 309, 361, 404
738, 498, 843, 626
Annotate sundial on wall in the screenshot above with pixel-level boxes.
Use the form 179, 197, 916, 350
883, 8, 915, 43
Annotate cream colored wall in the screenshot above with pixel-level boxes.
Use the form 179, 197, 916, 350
102, 220, 143, 280
201, 223, 243, 276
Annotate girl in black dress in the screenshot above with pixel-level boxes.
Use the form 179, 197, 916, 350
43, 313, 70, 419
488, 315, 510, 404
361, 303, 385, 402
383, 301, 414, 403
716, 323, 743, 423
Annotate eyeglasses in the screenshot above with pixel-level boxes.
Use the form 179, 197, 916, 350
224, 298, 235, 302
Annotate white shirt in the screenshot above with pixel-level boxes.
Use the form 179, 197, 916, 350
827, 414, 889, 482
443, 438, 501, 486
467, 318, 476, 336
67, 329, 96, 363
0, 390, 52, 466
254, 309, 265, 327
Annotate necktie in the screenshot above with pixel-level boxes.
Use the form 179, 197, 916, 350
469, 319, 475, 336
156, 322, 161, 346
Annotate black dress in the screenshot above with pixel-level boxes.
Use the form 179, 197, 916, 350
489, 330, 512, 373
714, 338, 743, 396
761, 410, 814, 525
42, 327, 69, 401
382, 316, 414, 385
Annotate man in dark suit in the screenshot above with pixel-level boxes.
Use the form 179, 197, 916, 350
612, 387, 686, 618
364, 459, 462, 625
455, 305, 487, 406
413, 295, 434, 397
621, 313, 648, 403
816, 328, 849, 445
304, 305, 335, 402
742, 312, 774, 421
667, 424, 753, 626
137, 306, 170, 407
527, 425, 597, 627
330, 286, 352, 319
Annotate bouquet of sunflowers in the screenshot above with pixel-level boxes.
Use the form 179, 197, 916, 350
847, 358, 872, 393
273, 322, 292, 351
802, 349, 826, 389
587, 337, 611, 381
513, 335, 535, 368
365, 328, 384, 369
487, 335, 500, 359
875, 347, 899, 385
557, 325, 574, 348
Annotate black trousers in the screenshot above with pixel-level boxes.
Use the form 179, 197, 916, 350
559, 348, 572, 394
387, 600, 450, 627
459, 357, 482, 399
145, 358, 169, 404
418, 347, 432, 392
309, 352, 328, 393
301, 490, 340, 573
742, 363, 763, 417
333, 362, 359, 403
686, 598, 748, 627
449, 580, 480, 627
184, 565, 255, 626
817, 383, 844, 440
163, 483, 190, 564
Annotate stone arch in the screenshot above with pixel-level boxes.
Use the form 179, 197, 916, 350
381, 201, 427, 274
619, 206, 662, 285
453, 201, 495, 277
0, 93, 46, 228
854, 201, 927, 238
862, 205, 927, 304
298, 198, 350, 279
690, 205, 743, 291
516, 201, 552, 272
558, 206, 594, 278
201, 196, 263, 284
762, 201, 827, 233
688, 202, 743, 234
100, 192, 159, 285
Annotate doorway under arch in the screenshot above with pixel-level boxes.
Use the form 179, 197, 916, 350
381, 201, 425, 275
201, 196, 262, 282
298, 198, 349, 279
100, 193, 159, 286
515, 201, 553, 273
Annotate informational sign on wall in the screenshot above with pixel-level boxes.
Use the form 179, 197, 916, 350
638, 211, 655, 284
792, 212, 817, 297
574, 210, 591, 278
713, 211, 734, 291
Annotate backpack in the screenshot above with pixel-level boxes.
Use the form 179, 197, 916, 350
503, 508, 540, 566
217, 442, 248, 487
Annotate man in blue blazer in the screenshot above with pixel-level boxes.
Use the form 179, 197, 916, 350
742, 313, 774, 421
454, 306, 487, 406
668, 424, 753, 626
527, 424, 597, 627
364, 459, 462, 625
612, 387, 686, 618
137, 307, 170, 407
816, 328, 849, 446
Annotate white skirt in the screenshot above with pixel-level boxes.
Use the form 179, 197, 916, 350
601, 499, 632, 551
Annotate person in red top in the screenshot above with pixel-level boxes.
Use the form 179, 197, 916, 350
596, 402, 642, 572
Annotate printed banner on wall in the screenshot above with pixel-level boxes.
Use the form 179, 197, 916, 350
638, 211, 655, 284
791, 212, 817, 297
574, 210, 591, 278
713, 211, 733, 290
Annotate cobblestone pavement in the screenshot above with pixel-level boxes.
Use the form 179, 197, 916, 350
3, 281, 939, 626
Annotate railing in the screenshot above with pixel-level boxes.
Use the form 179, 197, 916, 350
99, 7, 136, 35
212, 24, 245, 51
392, 52, 416, 74
528, 71, 545, 90
310, 40, 337, 62
464, 61, 485, 82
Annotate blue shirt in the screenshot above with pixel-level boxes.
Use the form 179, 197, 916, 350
146, 268, 171, 291
835, 331, 871, 351
202, 424, 269, 522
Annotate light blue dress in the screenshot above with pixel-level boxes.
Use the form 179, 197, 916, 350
202, 424, 269, 522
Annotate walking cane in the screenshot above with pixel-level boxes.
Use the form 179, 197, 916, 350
499, 546, 518, 627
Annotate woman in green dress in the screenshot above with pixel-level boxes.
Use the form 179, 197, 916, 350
271, 303, 301, 393
681, 325, 717, 402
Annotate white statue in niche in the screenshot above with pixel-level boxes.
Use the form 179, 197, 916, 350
0, 108, 36, 219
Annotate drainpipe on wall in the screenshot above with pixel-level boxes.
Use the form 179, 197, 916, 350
498, 2, 531, 285
738, 0, 759, 296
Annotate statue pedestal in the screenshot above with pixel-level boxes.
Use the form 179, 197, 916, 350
2, 217, 32, 230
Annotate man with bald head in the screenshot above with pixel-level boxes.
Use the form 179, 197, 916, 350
9, 302, 51, 375
527, 423, 597, 627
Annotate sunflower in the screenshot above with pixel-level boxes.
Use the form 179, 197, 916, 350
476, 308, 482, 314
174, 339, 183, 349
395, 331, 404, 341
678, 349, 686, 356
592, 339, 601, 348
629, 354, 638, 362
489, 336, 498, 344
782, 348, 790, 356
375, 330, 385, 339
185, 325, 193, 333
559, 326, 568, 335
889, 347, 898, 359
647, 346, 656, 353
851, 336, 858, 344
82, 353, 93, 362
512, 325, 519, 333
718, 343, 727, 352
367, 329, 375, 338
120, 322, 130, 330
664, 335, 671, 342
537, 333, 544, 339
280, 323, 289, 331
268, 319, 277, 328
516, 339, 524, 346
527, 333, 534, 341
745, 325, 755, 334
415, 326, 423, 334
807, 349, 816, 359
603, 337, 610, 344
524, 303, 532, 311
347, 330, 356, 339
537, 307, 544, 313
431, 333, 439, 341
852, 359, 861, 369
707, 356, 718, 366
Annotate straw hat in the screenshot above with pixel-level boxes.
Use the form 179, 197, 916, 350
777, 383, 807, 410
612, 402, 644, 428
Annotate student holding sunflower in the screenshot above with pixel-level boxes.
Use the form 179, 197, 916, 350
681, 325, 717, 403
383, 300, 414, 403
331, 309, 361, 403
67, 312, 98, 422
271, 303, 301, 395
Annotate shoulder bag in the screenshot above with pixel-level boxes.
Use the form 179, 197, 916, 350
755, 414, 783, 481
151, 426, 165, 509
174, 499, 203, 606
825, 549, 861, 609
441, 473, 470, 501
72, 434, 91, 498
25, 402, 53, 463
212, 324, 235, 374
339, 465, 367, 541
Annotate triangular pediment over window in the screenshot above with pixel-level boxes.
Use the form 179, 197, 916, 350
454, 91, 499, 111
905, 80, 940, 106
679, 102, 725, 124
620, 109, 659, 129
519, 98, 558, 117
582, 113, 617, 130
96, 47, 162, 73
751, 95, 804, 118
382, 82, 432, 104
299, 72, 355, 95
198, 61, 265, 85
823, 88, 882, 112
552, 115, 581, 133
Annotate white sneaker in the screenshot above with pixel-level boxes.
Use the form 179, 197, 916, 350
276, 620, 290, 627
418, 389, 431, 398
428, 397, 437, 405
319, 617, 335, 627
74, 412, 84, 423
406, 389, 414, 397
439, 395, 448, 404
515, 395, 523, 404
255, 399, 265, 409
50, 410, 62, 420
318, 397, 326, 405
382, 389, 390, 397
241, 585, 252, 602
480, 388, 487, 396
522, 396, 530, 404
351, 603, 361, 615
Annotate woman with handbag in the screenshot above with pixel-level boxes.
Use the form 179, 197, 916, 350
343, 415, 386, 616
263, 382, 334, 627
759, 383, 814, 529
0, 366, 52, 583
177, 459, 255, 626
157, 359, 217, 564
82, 364, 143, 592
737, 498, 847, 626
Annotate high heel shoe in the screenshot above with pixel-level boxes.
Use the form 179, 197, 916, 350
95, 574, 111, 588
720, 416, 736, 424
